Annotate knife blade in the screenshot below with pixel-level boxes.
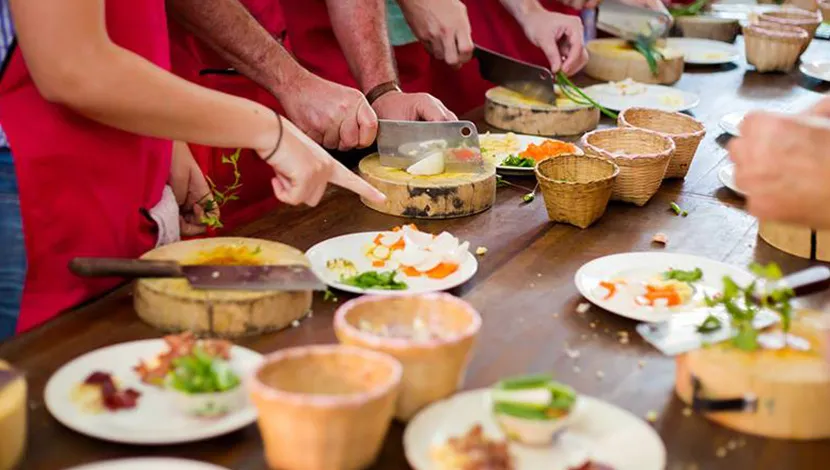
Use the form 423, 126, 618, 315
473, 45, 556, 105
638, 266, 830, 356
69, 258, 326, 291
377, 119, 485, 173
597, 0, 671, 42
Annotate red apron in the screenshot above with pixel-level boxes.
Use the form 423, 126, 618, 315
168, 0, 286, 232
0, 1, 172, 332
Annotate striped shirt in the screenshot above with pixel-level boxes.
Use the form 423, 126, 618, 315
0, 0, 14, 149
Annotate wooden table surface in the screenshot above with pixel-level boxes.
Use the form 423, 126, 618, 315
4, 38, 830, 470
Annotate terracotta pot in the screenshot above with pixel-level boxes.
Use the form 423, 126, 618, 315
334, 294, 481, 422
249, 345, 402, 470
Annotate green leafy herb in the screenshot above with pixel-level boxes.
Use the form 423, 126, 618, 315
323, 289, 338, 302
341, 270, 408, 291
165, 347, 240, 394
663, 268, 703, 283
670, 0, 708, 17
631, 34, 665, 76
749, 262, 783, 281
555, 72, 619, 120
696, 314, 722, 333
670, 202, 689, 217
522, 183, 539, 204
199, 149, 243, 229
501, 154, 535, 168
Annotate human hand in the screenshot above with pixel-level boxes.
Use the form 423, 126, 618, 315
276, 72, 378, 151
520, 11, 589, 76
372, 90, 457, 121
168, 141, 219, 236
806, 96, 830, 119
398, 0, 474, 68
728, 112, 830, 228
258, 117, 387, 207
619, 0, 674, 26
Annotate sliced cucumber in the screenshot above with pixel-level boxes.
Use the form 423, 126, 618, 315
493, 401, 555, 421
495, 374, 554, 390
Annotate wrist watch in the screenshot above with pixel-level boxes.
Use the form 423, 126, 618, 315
365, 81, 402, 105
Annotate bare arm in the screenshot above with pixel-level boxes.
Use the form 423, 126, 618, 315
10, 0, 279, 152
498, 0, 546, 24
166, 0, 310, 102
326, 0, 398, 93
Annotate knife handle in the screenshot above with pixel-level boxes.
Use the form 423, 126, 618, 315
777, 266, 830, 298
69, 258, 183, 279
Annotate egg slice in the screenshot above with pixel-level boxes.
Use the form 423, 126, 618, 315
395, 244, 428, 267
430, 232, 459, 254
444, 241, 470, 265
406, 150, 445, 176
415, 252, 442, 272
402, 225, 433, 247
378, 231, 402, 247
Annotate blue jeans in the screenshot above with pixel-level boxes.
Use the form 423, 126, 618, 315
0, 148, 25, 340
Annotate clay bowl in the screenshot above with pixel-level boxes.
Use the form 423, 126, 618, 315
334, 294, 481, 422
250, 345, 402, 470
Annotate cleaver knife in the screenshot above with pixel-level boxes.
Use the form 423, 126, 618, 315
377, 119, 485, 173
638, 266, 830, 356
69, 257, 326, 291
473, 45, 556, 105
597, 0, 672, 42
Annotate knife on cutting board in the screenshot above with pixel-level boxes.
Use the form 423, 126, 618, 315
597, 0, 672, 42
637, 266, 830, 356
69, 258, 326, 291
473, 45, 557, 105
377, 119, 485, 173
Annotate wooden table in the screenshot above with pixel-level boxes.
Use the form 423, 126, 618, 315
4, 38, 830, 470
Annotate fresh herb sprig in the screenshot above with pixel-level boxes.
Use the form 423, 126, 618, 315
555, 72, 618, 120
670, 202, 688, 217
631, 34, 665, 77
670, 0, 708, 18
341, 270, 408, 291
663, 267, 703, 283
702, 262, 795, 352
199, 149, 243, 229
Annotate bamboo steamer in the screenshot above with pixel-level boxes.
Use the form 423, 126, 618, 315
358, 154, 496, 219
0, 361, 26, 470
134, 237, 313, 337
585, 39, 684, 85
760, 7, 823, 38
483, 86, 600, 137
758, 221, 830, 261
535, 155, 619, 229
675, 315, 830, 439
676, 16, 741, 43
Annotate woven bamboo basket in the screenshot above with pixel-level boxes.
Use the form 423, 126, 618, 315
676, 16, 741, 43
787, 0, 819, 11
821, 1, 830, 20
535, 155, 619, 229
743, 22, 810, 72
580, 128, 674, 206
250, 345, 402, 470
334, 294, 481, 422
760, 7, 822, 50
618, 108, 706, 179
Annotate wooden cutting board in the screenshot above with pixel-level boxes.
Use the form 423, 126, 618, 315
585, 38, 684, 85
483, 86, 600, 137
134, 237, 313, 337
759, 221, 830, 262
358, 154, 496, 219
0, 360, 25, 470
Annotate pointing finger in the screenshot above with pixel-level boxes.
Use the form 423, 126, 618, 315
329, 160, 386, 204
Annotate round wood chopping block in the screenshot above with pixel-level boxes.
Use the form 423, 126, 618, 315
134, 237, 313, 337
759, 221, 812, 259
585, 39, 684, 85
676, 16, 741, 43
484, 87, 600, 136
0, 360, 26, 470
358, 154, 496, 219
675, 320, 830, 439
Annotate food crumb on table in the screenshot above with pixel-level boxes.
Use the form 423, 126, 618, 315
727, 440, 738, 450
596, 370, 605, 380
716, 447, 728, 458
565, 346, 581, 359
652, 232, 669, 245
552, 312, 560, 318
475, 246, 488, 256
291, 320, 300, 328
683, 407, 692, 417
646, 410, 658, 423
573, 366, 581, 373
638, 360, 647, 368
576, 302, 591, 314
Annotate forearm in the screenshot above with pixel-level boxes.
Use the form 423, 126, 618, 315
166, 0, 309, 100
326, 0, 397, 93
499, 0, 546, 25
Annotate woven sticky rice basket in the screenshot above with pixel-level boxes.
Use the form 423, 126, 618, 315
535, 155, 619, 229
580, 128, 675, 206
617, 108, 705, 179
760, 7, 822, 50
743, 22, 810, 72
821, 1, 830, 21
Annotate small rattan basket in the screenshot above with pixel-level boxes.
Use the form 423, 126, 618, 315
534, 154, 619, 229
618, 108, 706, 179
760, 7, 822, 52
821, 1, 830, 21
580, 128, 675, 206
743, 22, 810, 72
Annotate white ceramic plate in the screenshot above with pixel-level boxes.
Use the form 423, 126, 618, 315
719, 111, 744, 136
718, 163, 745, 197
404, 389, 665, 470
480, 133, 583, 176
665, 38, 741, 65
582, 83, 700, 112
800, 60, 830, 82
45, 340, 262, 445
65, 458, 230, 470
306, 232, 478, 295
574, 252, 753, 322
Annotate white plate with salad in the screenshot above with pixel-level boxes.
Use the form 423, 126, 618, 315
480, 133, 584, 176
574, 252, 755, 322
44, 338, 263, 445
306, 225, 478, 295
581, 80, 700, 113
405, 379, 665, 470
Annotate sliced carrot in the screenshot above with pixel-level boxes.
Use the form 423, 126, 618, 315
425, 263, 458, 279
401, 266, 422, 277
373, 234, 383, 245
390, 238, 406, 250
372, 260, 386, 268
599, 281, 617, 300
519, 140, 577, 161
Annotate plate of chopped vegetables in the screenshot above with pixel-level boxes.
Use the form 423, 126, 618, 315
574, 252, 754, 322
44, 335, 263, 445
480, 133, 583, 176
306, 225, 478, 295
